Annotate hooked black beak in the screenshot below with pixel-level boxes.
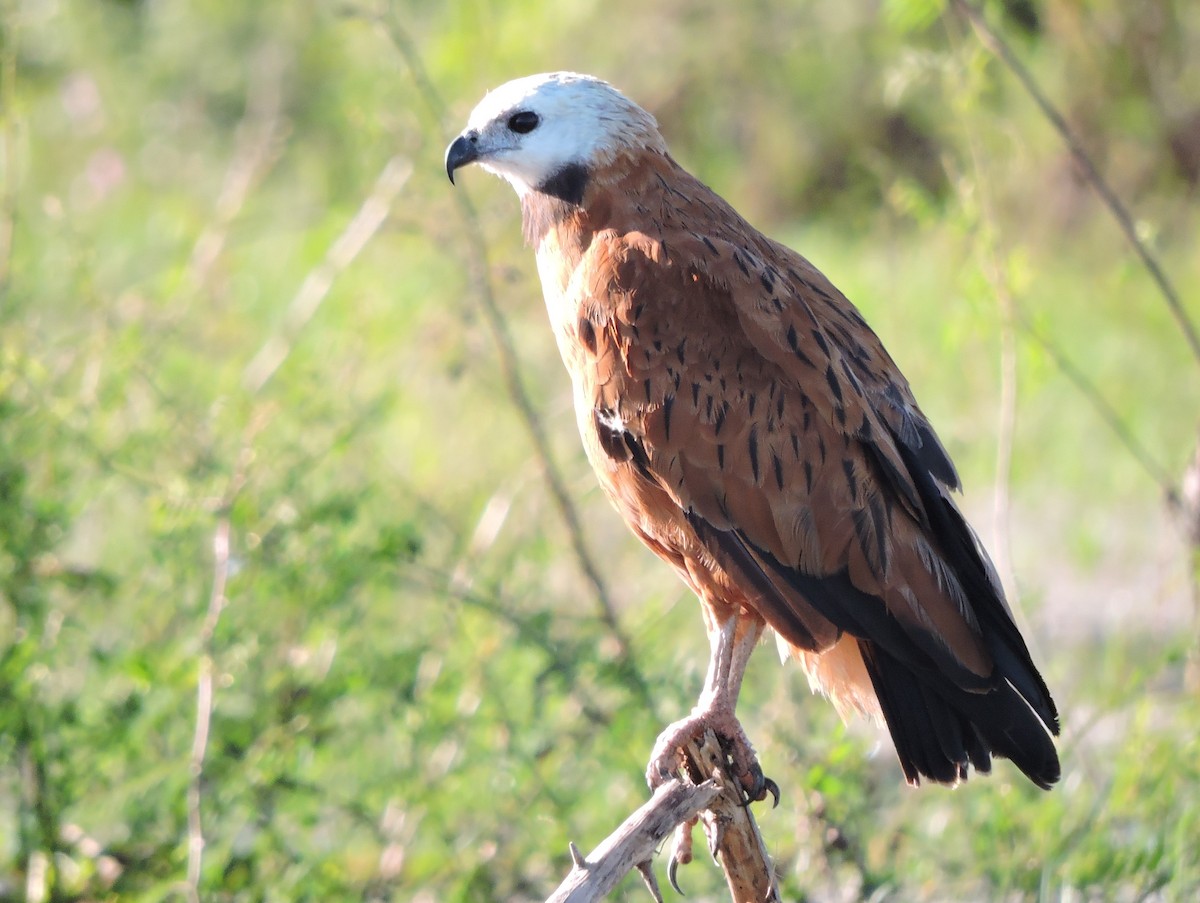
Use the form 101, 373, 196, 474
445, 131, 480, 184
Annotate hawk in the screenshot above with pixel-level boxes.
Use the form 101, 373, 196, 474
445, 72, 1059, 797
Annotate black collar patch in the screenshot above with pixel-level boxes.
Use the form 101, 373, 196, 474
536, 163, 589, 206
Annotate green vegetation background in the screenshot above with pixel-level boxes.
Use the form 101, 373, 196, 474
3, 0, 1200, 900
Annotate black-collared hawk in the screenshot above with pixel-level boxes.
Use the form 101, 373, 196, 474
445, 72, 1060, 798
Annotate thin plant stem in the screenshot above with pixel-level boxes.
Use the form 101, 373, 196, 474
950, 0, 1200, 369
375, 7, 657, 716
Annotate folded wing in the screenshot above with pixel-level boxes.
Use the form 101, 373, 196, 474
579, 168, 1059, 786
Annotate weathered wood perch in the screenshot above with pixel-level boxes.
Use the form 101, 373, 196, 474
546, 729, 780, 903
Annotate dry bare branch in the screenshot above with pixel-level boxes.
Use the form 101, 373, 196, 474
545, 780, 720, 903
546, 729, 779, 903
676, 731, 780, 903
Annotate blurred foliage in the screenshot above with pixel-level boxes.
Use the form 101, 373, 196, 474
1, 0, 1199, 901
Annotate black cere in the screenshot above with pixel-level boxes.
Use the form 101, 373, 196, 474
507, 110, 540, 134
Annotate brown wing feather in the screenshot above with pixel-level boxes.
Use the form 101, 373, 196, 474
550, 152, 1058, 786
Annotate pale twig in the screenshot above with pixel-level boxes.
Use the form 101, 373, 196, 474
185, 518, 229, 903
184, 429, 259, 903
185, 150, 410, 890
184, 94, 408, 901
376, 10, 655, 714
946, 1, 1184, 516
178, 52, 288, 897
950, 0, 1200, 369
1013, 307, 1181, 509
242, 155, 413, 393
180, 44, 288, 301
943, 17, 1026, 625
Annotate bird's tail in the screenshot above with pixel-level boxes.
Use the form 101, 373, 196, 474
858, 637, 1060, 789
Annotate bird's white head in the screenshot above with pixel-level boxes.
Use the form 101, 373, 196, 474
445, 72, 666, 202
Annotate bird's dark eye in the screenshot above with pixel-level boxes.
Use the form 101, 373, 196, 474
507, 111, 540, 134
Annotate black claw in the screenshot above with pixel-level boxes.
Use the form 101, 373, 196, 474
764, 776, 781, 808
667, 855, 685, 896
737, 769, 781, 808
